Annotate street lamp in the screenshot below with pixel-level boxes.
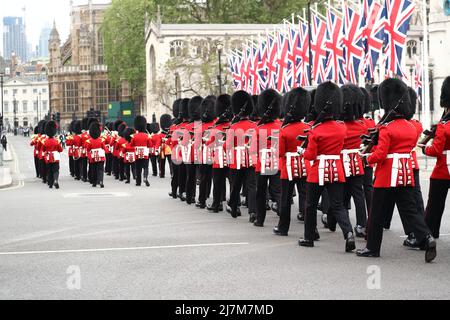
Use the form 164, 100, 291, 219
0, 72, 4, 133
13, 93, 18, 135
217, 43, 223, 95
38, 90, 42, 121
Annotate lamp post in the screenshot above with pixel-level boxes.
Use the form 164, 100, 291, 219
0, 72, 4, 133
13, 93, 18, 135
39, 90, 42, 121
217, 43, 223, 95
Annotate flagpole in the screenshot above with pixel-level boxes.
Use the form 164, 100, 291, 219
422, 0, 430, 128
307, 0, 313, 85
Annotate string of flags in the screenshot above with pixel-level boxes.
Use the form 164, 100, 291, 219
227, 0, 418, 94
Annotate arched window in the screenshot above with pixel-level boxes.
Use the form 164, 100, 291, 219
169, 40, 184, 57
407, 40, 417, 58
149, 45, 156, 90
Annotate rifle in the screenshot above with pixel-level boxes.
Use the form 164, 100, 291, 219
296, 101, 333, 147
258, 98, 277, 126
232, 102, 249, 124
418, 110, 450, 146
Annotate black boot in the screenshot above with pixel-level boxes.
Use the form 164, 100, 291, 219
145, 179, 150, 187
424, 235, 437, 263
356, 248, 380, 258
273, 227, 288, 236
196, 201, 206, 209
299, 239, 314, 247
346, 232, 356, 253
207, 204, 219, 213
297, 212, 305, 222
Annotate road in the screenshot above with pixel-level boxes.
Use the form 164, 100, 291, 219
0, 135, 449, 300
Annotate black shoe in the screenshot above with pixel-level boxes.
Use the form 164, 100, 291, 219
196, 202, 206, 209
236, 208, 241, 217
180, 193, 187, 202
356, 248, 380, 258
92, 184, 97, 188
169, 192, 177, 199
75, 177, 81, 181
145, 180, 150, 187
218, 204, 223, 212
82, 178, 87, 183
424, 235, 437, 263
346, 233, 356, 252
107, 173, 112, 176
49, 184, 53, 189
314, 229, 320, 241
54, 183, 59, 189
321, 214, 329, 229
354, 226, 367, 238
125, 180, 130, 184
207, 204, 219, 213
273, 227, 288, 236
299, 239, 314, 247
100, 183, 104, 188
271, 203, 279, 215
297, 212, 305, 222
249, 213, 257, 223
229, 210, 238, 219
403, 233, 421, 249
253, 221, 264, 227
328, 220, 336, 232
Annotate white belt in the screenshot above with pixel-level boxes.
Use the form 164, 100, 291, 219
215, 146, 225, 168
286, 152, 302, 181
261, 149, 275, 174
444, 151, 450, 175
341, 149, 360, 178
90, 148, 105, 159
317, 155, 340, 186
387, 153, 411, 187
135, 147, 150, 157
235, 146, 247, 170
47, 151, 61, 162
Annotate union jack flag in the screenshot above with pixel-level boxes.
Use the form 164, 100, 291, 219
265, 32, 279, 89
298, 21, 310, 87
325, 9, 345, 84
311, 13, 327, 84
361, 0, 385, 80
382, 0, 415, 77
286, 21, 302, 88
228, 52, 244, 90
341, 4, 364, 84
256, 40, 269, 92
276, 29, 292, 93
414, 57, 423, 103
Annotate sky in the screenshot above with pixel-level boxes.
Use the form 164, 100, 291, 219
0, 0, 111, 56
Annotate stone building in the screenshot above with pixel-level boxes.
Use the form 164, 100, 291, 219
47, 1, 121, 129
145, 12, 277, 117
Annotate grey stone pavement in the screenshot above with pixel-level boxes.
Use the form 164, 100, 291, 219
0, 135, 449, 300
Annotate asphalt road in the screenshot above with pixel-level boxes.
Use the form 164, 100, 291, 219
0, 135, 449, 300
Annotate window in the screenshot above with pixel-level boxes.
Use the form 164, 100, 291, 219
407, 40, 417, 58
4, 102, 9, 113
170, 40, 185, 57
42, 101, 48, 111
22, 101, 28, 113
42, 88, 47, 93
34, 100, 38, 111
23, 117, 28, 127
33, 89, 38, 94
63, 81, 79, 112
13, 89, 18, 95
3, 90, 7, 95
95, 80, 108, 111
22, 89, 27, 94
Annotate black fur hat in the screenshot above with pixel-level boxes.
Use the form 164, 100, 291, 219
172, 99, 181, 118
407, 87, 417, 120
114, 119, 124, 131
134, 115, 147, 132
440, 76, 450, 108
81, 118, 89, 131
285, 87, 311, 122
45, 121, 57, 138
378, 78, 411, 116
34, 126, 39, 135
106, 122, 114, 131
314, 81, 343, 118
231, 90, 253, 116
149, 122, 160, 134
123, 128, 135, 143
160, 114, 172, 132
74, 120, 82, 135
88, 117, 98, 129
201, 95, 217, 122
360, 87, 371, 114
180, 98, 190, 119
38, 120, 47, 135
258, 89, 281, 120
69, 120, 77, 133
340, 84, 357, 121
370, 85, 380, 111
89, 122, 101, 139
188, 96, 204, 121
117, 123, 127, 137
215, 94, 231, 117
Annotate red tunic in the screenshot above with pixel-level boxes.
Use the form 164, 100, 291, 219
131, 132, 153, 160
122, 142, 136, 164
206, 121, 230, 169
279, 121, 311, 180
80, 132, 90, 158
200, 120, 216, 165
303, 120, 347, 185
42, 137, 63, 164
85, 137, 108, 163
425, 121, 450, 180
255, 121, 282, 174
30, 134, 41, 157
225, 119, 257, 170
341, 120, 366, 177
368, 119, 417, 188
171, 121, 189, 163
410, 119, 423, 170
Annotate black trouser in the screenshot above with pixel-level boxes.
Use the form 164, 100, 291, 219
256, 172, 281, 224
105, 154, 113, 175
211, 167, 228, 208
344, 175, 367, 228
178, 164, 187, 196
81, 157, 88, 181
135, 159, 149, 185
384, 170, 425, 234
198, 164, 213, 204
34, 156, 40, 177
171, 163, 180, 196
278, 178, 306, 233
305, 182, 353, 241
185, 164, 198, 203
150, 155, 158, 176
69, 156, 74, 176
363, 166, 374, 213
74, 158, 81, 180
119, 159, 126, 180
229, 168, 257, 214
159, 156, 167, 178
39, 159, 47, 183
47, 162, 59, 187
92, 161, 104, 185
113, 156, 120, 178
367, 187, 431, 253
425, 178, 450, 239
166, 155, 173, 177
125, 163, 133, 182
88, 163, 94, 184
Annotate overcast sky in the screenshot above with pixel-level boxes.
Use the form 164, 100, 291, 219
0, 0, 111, 56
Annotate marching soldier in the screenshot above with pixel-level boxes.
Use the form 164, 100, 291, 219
197, 95, 217, 209
168, 99, 182, 198
42, 121, 63, 189
421, 76, 450, 241
112, 120, 125, 179
37, 120, 48, 184
149, 121, 161, 177
298, 81, 355, 252
30, 126, 41, 178
159, 114, 173, 179
226, 91, 257, 219
104, 122, 114, 176
85, 121, 108, 188
132, 116, 152, 187
357, 78, 437, 263
206, 94, 232, 213
253, 89, 282, 227
273, 87, 311, 236
80, 118, 90, 182
66, 120, 77, 177
176, 98, 190, 201
123, 127, 137, 184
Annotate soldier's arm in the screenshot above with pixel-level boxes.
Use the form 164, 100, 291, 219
425, 123, 446, 157
367, 127, 391, 164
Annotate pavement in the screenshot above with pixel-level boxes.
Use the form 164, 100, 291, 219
0, 142, 14, 189
0, 135, 449, 300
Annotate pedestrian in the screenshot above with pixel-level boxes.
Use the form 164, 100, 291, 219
1, 134, 7, 151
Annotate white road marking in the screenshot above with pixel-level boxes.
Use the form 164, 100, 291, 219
63, 192, 131, 198
400, 234, 450, 238
0, 242, 249, 256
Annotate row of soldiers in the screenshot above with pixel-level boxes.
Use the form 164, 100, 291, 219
163, 77, 450, 263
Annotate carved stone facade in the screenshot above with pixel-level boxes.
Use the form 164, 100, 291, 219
47, 1, 120, 129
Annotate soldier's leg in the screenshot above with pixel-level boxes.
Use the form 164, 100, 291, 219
425, 179, 450, 239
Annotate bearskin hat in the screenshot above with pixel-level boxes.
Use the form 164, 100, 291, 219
123, 127, 135, 143
134, 115, 147, 132
440, 76, 450, 108
360, 87, 371, 114
160, 114, 172, 132
89, 122, 101, 139
285, 87, 311, 122
180, 98, 190, 119
231, 90, 253, 116
117, 123, 127, 137
106, 122, 114, 131
188, 96, 204, 121
45, 121, 58, 138
314, 81, 343, 118
149, 122, 160, 134
74, 120, 82, 135
114, 119, 124, 131
38, 120, 47, 135
370, 85, 380, 111
407, 87, 417, 120
215, 94, 231, 117
378, 78, 411, 116
258, 89, 281, 121
172, 99, 182, 118
88, 117, 98, 128
201, 95, 217, 122
34, 126, 39, 135
340, 84, 357, 121
81, 118, 89, 131
69, 120, 77, 134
